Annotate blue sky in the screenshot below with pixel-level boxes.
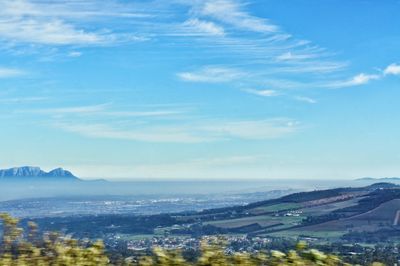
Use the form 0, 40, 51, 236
0, 0, 399, 180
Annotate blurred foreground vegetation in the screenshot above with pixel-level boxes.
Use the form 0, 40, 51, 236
0, 213, 384, 266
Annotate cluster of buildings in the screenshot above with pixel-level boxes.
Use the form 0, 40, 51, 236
106, 234, 272, 253
283, 210, 303, 217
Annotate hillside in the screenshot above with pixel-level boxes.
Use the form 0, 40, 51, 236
301, 199, 400, 232
25, 182, 400, 245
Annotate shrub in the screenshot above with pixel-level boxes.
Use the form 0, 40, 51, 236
138, 238, 351, 266
0, 213, 109, 265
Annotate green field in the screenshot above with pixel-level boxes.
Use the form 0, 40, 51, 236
205, 215, 280, 228
299, 199, 400, 233
300, 198, 360, 216
266, 230, 345, 240
206, 214, 303, 230
248, 203, 301, 214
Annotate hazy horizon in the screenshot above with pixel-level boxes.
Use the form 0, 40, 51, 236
0, 164, 393, 181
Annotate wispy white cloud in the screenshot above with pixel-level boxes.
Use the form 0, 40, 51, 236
54, 122, 208, 143
177, 66, 245, 83
384, 63, 400, 76
323, 62, 400, 89
54, 118, 300, 143
24, 104, 183, 118
351, 73, 381, 85
325, 73, 381, 88
0, 0, 148, 46
0, 0, 149, 19
31, 104, 109, 115
261, 79, 306, 90
182, 18, 225, 36
199, 119, 300, 140
0, 67, 25, 78
0, 96, 47, 103
0, 18, 111, 45
319, 63, 400, 88
244, 89, 279, 97
192, 0, 278, 33
294, 96, 317, 104
68, 51, 82, 57
276, 51, 318, 61
101, 111, 184, 118
275, 61, 348, 74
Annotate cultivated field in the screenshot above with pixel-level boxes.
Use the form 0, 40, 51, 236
300, 199, 400, 232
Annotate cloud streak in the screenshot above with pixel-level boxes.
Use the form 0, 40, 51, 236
182, 18, 225, 36
294, 96, 317, 104
193, 0, 279, 33
0, 96, 47, 103
0, 0, 148, 46
331, 73, 381, 88
0, 67, 25, 78
177, 66, 245, 83
0, 19, 107, 45
244, 89, 279, 97
325, 63, 400, 89
23, 104, 184, 118
54, 118, 300, 143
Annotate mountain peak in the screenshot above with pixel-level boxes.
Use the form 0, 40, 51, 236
46, 168, 76, 178
0, 166, 79, 180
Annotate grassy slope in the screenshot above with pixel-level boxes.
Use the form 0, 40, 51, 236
298, 198, 400, 232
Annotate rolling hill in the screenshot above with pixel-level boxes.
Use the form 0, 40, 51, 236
26, 182, 400, 244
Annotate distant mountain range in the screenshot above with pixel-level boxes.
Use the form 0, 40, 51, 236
356, 177, 400, 181
0, 166, 80, 180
